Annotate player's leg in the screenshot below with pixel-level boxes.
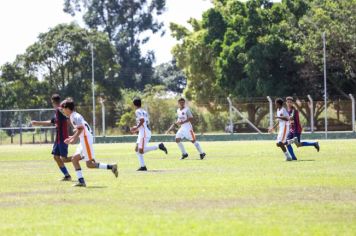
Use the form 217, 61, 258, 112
142, 134, 168, 155
176, 128, 188, 159
277, 130, 292, 161
300, 137, 320, 152
52, 143, 71, 180
189, 129, 206, 159
71, 154, 86, 187
85, 160, 118, 178
136, 136, 147, 171
286, 132, 297, 161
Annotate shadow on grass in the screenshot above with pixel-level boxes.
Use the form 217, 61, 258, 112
86, 186, 108, 189
297, 160, 315, 162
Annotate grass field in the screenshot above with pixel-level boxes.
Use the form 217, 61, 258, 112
0, 140, 355, 236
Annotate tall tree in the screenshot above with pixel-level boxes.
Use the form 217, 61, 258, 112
63, 0, 166, 89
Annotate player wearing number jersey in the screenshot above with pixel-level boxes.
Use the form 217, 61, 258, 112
269, 98, 292, 161
130, 98, 167, 171
175, 98, 206, 160
61, 98, 118, 187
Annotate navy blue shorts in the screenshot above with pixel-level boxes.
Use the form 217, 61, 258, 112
287, 132, 301, 143
51, 142, 68, 157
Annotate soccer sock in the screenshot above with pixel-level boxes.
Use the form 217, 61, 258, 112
144, 145, 158, 153
60, 166, 70, 177
193, 142, 203, 154
301, 141, 316, 146
177, 142, 187, 155
136, 152, 146, 167
95, 163, 113, 169
287, 145, 297, 160
75, 169, 85, 183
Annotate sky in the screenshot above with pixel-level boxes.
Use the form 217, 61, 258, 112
0, 0, 212, 66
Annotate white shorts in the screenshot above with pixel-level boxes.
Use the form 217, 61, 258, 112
276, 126, 288, 144
175, 127, 196, 141
136, 130, 151, 149
74, 135, 96, 161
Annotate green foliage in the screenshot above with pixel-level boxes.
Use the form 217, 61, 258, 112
63, 0, 166, 90
153, 61, 187, 93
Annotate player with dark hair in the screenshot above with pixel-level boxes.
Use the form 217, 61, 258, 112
61, 98, 118, 187
31, 94, 72, 181
130, 97, 168, 171
269, 98, 293, 161
172, 98, 206, 160
285, 97, 320, 160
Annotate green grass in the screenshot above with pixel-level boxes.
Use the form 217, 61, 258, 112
0, 140, 355, 236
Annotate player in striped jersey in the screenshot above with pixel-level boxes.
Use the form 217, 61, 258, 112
285, 97, 320, 160
130, 98, 168, 171
61, 98, 118, 187
174, 98, 206, 160
269, 98, 293, 161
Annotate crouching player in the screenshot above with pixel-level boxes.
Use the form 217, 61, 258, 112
61, 98, 118, 187
175, 98, 206, 160
269, 98, 293, 161
285, 97, 320, 160
130, 98, 168, 171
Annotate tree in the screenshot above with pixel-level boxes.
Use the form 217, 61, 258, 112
63, 0, 166, 89
153, 60, 187, 93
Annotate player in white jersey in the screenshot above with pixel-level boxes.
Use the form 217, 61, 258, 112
61, 98, 118, 187
130, 98, 168, 171
268, 98, 293, 161
174, 98, 206, 160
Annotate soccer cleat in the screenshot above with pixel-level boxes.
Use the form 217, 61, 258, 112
314, 142, 320, 152
137, 166, 147, 171
180, 153, 189, 160
158, 143, 168, 154
292, 157, 298, 161
72, 182, 86, 187
111, 164, 118, 178
60, 175, 72, 181
200, 153, 206, 160
285, 156, 292, 161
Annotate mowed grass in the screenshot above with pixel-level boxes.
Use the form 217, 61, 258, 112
0, 140, 355, 236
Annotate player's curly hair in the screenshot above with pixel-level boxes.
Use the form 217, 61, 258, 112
133, 97, 141, 107
61, 98, 75, 111
51, 94, 61, 104
275, 98, 284, 106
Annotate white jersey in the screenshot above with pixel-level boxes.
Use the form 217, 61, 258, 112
135, 108, 150, 134
277, 107, 289, 131
70, 111, 93, 140
177, 107, 193, 130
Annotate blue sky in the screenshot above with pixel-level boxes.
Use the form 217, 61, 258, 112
0, 0, 212, 66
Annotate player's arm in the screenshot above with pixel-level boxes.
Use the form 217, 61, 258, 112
64, 125, 83, 144
268, 121, 279, 133
131, 118, 144, 133
165, 123, 177, 134
176, 110, 193, 125
31, 120, 53, 126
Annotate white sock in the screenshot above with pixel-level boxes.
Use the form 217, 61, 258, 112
98, 163, 108, 169
177, 142, 187, 155
75, 169, 83, 179
144, 145, 158, 153
136, 152, 146, 167
193, 141, 203, 154
284, 152, 291, 158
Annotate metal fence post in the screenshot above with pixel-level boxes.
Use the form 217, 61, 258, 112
307, 95, 314, 133
349, 94, 355, 132
19, 111, 22, 145
100, 98, 106, 137
229, 97, 233, 134
267, 96, 273, 128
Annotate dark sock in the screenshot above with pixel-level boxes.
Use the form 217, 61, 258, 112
60, 166, 70, 177
107, 164, 113, 169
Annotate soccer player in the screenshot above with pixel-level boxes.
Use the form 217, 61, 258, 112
175, 98, 206, 160
31, 94, 72, 181
130, 98, 168, 171
285, 96, 320, 160
61, 98, 118, 187
268, 98, 293, 161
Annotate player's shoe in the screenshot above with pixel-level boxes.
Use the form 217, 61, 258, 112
200, 153, 206, 160
158, 143, 168, 154
180, 153, 189, 160
285, 153, 292, 161
137, 166, 147, 171
292, 157, 298, 161
314, 142, 320, 152
72, 182, 86, 187
60, 175, 72, 181
111, 164, 118, 178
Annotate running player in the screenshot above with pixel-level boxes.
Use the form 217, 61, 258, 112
285, 96, 320, 160
269, 98, 293, 161
31, 94, 72, 181
61, 98, 118, 187
130, 98, 168, 171
174, 98, 206, 160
